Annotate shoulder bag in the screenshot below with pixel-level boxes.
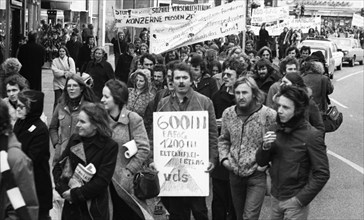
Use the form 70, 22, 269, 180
320, 77, 343, 132
126, 113, 160, 200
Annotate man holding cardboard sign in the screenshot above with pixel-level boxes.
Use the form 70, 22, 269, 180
152, 62, 218, 220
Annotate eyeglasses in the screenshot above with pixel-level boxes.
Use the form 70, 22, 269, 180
16, 104, 26, 109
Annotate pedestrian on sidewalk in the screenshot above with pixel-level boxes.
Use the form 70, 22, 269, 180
17, 31, 45, 91
51, 45, 76, 111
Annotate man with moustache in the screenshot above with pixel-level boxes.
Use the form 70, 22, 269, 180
256, 86, 329, 220
218, 76, 276, 220
155, 62, 218, 220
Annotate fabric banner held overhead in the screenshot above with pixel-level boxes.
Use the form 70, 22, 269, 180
149, 1, 246, 54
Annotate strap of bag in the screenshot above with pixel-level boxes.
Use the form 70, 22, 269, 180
321, 76, 331, 110
127, 112, 132, 140
0, 135, 31, 220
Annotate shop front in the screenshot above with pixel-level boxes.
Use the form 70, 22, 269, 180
277, 0, 363, 31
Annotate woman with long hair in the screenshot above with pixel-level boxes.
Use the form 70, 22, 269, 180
13, 90, 53, 220
84, 47, 115, 100
101, 79, 150, 220
51, 45, 76, 111
49, 74, 97, 165
126, 70, 154, 117
53, 103, 118, 220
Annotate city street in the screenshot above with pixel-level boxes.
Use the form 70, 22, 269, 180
40, 61, 364, 220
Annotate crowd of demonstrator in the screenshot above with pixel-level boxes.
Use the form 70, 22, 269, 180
0, 25, 336, 220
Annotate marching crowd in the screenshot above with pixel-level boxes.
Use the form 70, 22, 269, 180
1, 22, 346, 220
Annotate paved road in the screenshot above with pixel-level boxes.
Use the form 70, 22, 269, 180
41, 60, 364, 220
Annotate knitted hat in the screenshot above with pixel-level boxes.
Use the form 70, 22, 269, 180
285, 72, 305, 88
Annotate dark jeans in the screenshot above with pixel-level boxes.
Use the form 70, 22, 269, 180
39, 209, 51, 220
53, 89, 63, 112
229, 170, 266, 220
212, 178, 236, 220
162, 197, 208, 220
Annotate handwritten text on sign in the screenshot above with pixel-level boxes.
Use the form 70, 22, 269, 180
153, 111, 209, 196
149, 1, 246, 54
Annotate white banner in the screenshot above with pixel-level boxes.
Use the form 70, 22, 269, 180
251, 6, 290, 24
153, 111, 209, 196
352, 14, 364, 28
150, 1, 246, 54
113, 4, 212, 28
251, 16, 321, 36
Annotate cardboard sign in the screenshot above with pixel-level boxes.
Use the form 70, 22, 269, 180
153, 111, 209, 196
149, 1, 246, 54
113, 4, 212, 28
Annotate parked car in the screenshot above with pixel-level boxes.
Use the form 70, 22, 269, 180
329, 37, 364, 67
300, 37, 344, 71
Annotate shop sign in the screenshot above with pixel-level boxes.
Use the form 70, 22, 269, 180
285, 0, 352, 7
11, 0, 23, 7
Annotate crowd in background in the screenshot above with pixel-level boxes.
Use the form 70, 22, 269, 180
0, 19, 361, 220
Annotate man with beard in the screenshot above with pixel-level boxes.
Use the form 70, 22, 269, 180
256, 86, 329, 220
253, 58, 281, 96
153, 62, 218, 220
218, 76, 276, 220
150, 64, 166, 95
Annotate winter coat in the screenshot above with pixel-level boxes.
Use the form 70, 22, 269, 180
66, 40, 83, 68
84, 59, 115, 100
51, 56, 76, 90
0, 133, 39, 220
53, 133, 118, 220
115, 52, 134, 83
302, 71, 333, 112
256, 119, 330, 206
17, 41, 45, 91
13, 90, 52, 213
157, 88, 219, 166
49, 100, 92, 164
109, 106, 152, 218
218, 105, 276, 177
192, 74, 218, 100
127, 88, 154, 118
258, 29, 270, 50
78, 43, 94, 72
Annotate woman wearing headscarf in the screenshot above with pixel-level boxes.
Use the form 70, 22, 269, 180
13, 90, 53, 220
126, 70, 154, 117
49, 74, 97, 165
52, 103, 118, 220
51, 45, 76, 111
101, 79, 150, 220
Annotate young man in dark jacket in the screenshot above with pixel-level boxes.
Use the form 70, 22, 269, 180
256, 86, 330, 219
